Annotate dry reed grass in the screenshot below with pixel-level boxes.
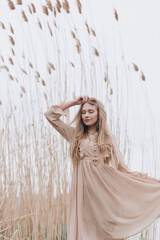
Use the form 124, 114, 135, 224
0, 1, 158, 240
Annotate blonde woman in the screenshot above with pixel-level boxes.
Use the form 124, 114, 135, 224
44, 96, 160, 240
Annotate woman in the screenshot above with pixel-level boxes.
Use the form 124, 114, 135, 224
44, 96, 160, 240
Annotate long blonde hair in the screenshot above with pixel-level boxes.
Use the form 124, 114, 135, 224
69, 98, 120, 167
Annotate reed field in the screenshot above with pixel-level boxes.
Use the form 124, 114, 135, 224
0, 0, 159, 239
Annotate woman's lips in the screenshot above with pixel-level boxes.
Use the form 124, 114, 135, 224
84, 119, 90, 122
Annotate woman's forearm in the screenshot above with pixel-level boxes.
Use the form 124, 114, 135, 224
59, 100, 76, 111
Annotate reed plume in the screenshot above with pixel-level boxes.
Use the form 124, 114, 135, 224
37, 19, 42, 30
0, 22, 5, 29
77, 0, 82, 14
46, 0, 53, 11
9, 35, 15, 45
94, 47, 99, 56
28, 5, 32, 14
132, 63, 139, 71
1, 65, 9, 72
47, 22, 53, 36
76, 39, 81, 54
114, 9, 118, 21
141, 71, 145, 81
63, 0, 70, 14
31, 3, 36, 13
9, 74, 14, 80
91, 28, 96, 37
41, 80, 46, 86
8, 0, 15, 10
29, 62, 33, 68
22, 10, 28, 22
21, 86, 26, 93
9, 57, 14, 65
43, 5, 49, 15
85, 22, 90, 34
54, 7, 56, 17
48, 62, 55, 70
10, 23, 14, 34
70, 62, 75, 67
21, 68, 27, 75
17, 0, 22, 5
36, 71, 40, 78
56, 0, 62, 13
11, 48, 15, 56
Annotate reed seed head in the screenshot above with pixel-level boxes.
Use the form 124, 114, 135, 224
41, 80, 46, 86
9, 35, 15, 45
10, 24, 14, 34
21, 68, 27, 75
85, 22, 90, 34
132, 63, 139, 71
76, 40, 81, 54
43, 5, 49, 15
17, 0, 22, 5
141, 71, 145, 81
77, 0, 82, 14
37, 19, 42, 30
28, 5, 32, 14
9, 74, 14, 80
11, 48, 15, 56
56, 0, 62, 13
31, 3, 36, 13
8, 0, 15, 10
114, 9, 118, 21
0, 22, 5, 30
22, 10, 28, 22
54, 7, 56, 17
1, 65, 9, 72
21, 86, 26, 93
63, 0, 70, 14
47, 22, 53, 36
46, 0, 53, 11
94, 47, 99, 56
91, 28, 96, 37
9, 57, 14, 65
48, 62, 55, 70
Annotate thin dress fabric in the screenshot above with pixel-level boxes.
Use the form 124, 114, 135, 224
44, 105, 160, 240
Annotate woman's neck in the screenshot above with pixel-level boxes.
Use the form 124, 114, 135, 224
87, 126, 97, 133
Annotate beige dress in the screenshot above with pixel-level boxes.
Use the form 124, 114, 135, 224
44, 105, 160, 240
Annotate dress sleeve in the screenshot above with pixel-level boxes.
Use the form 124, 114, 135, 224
44, 105, 75, 143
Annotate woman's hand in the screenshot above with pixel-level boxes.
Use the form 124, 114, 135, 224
73, 96, 90, 105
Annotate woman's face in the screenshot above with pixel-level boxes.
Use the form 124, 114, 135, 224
81, 103, 98, 127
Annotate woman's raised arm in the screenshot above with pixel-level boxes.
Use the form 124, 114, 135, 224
44, 96, 89, 143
